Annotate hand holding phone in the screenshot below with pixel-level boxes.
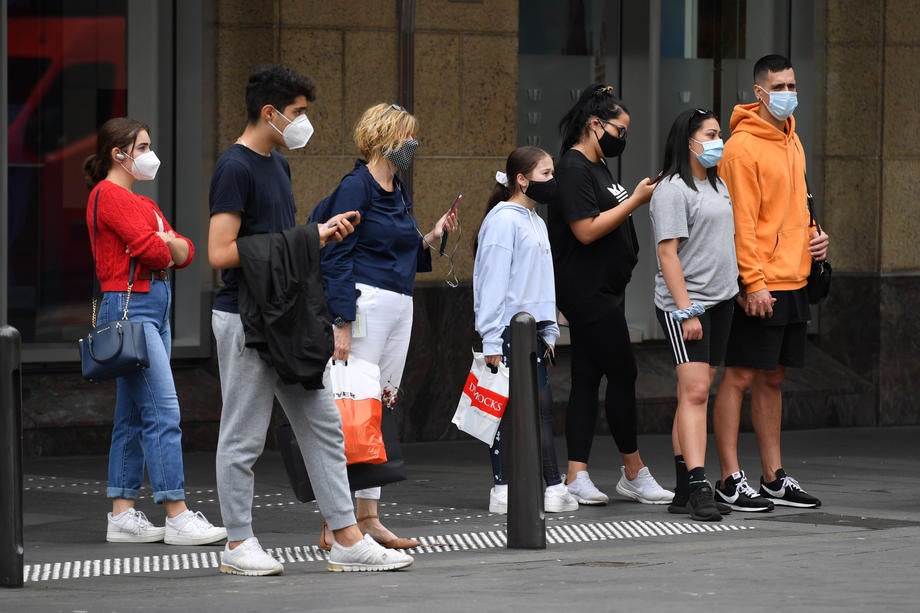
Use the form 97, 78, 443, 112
439, 193, 462, 255
326, 212, 358, 229
649, 170, 664, 185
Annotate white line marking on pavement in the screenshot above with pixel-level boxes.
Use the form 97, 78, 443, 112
23, 519, 752, 583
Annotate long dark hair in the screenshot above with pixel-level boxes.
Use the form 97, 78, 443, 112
475, 145, 550, 252
82, 117, 150, 189
661, 108, 721, 192
558, 84, 629, 156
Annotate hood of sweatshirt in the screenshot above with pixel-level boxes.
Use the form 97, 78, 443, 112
483, 200, 535, 221
729, 101, 797, 143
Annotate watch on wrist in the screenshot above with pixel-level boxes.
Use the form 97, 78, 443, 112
333, 317, 350, 328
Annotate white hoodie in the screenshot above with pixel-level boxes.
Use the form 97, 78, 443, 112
473, 201, 560, 356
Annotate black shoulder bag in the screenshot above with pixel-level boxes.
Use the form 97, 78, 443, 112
78, 190, 150, 382
804, 175, 832, 304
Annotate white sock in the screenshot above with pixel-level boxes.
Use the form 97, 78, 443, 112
167, 509, 191, 524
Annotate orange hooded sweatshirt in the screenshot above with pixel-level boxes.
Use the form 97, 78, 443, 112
719, 102, 813, 295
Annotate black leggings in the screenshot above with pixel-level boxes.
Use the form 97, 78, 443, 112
566, 303, 638, 462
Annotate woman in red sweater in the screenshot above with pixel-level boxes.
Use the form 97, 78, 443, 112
84, 117, 225, 546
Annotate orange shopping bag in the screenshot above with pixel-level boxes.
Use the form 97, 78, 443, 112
329, 358, 387, 465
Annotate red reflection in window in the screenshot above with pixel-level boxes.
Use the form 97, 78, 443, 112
7, 6, 127, 342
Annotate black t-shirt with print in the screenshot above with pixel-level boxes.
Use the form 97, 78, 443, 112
548, 148, 639, 325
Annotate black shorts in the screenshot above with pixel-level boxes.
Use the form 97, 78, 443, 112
656, 299, 735, 366
724, 290, 809, 370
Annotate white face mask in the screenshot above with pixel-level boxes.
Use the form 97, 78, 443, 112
270, 108, 314, 150
121, 150, 161, 181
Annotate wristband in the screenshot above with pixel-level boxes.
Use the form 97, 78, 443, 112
670, 303, 705, 322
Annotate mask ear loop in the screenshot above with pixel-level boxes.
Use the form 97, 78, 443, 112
397, 180, 462, 288
441, 222, 462, 288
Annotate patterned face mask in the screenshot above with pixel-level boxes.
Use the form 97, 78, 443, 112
384, 138, 419, 172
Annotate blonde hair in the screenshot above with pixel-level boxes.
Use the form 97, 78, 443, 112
353, 103, 419, 162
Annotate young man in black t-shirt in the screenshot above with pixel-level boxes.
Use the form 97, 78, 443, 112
207, 64, 414, 575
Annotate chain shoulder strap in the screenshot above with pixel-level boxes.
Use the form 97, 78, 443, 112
122, 259, 137, 320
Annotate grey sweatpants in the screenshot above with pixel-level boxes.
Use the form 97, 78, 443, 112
212, 310, 356, 542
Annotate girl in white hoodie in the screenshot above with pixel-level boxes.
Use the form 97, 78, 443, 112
473, 146, 578, 515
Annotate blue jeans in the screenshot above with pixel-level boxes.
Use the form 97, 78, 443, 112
490, 327, 562, 487
98, 280, 185, 503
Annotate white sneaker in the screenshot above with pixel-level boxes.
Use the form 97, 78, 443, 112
544, 483, 579, 513
165, 509, 228, 546
106, 508, 165, 543
615, 466, 674, 504
219, 537, 284, 576
327, 534, 414, 572
566, 471, 609, 505
489, 484, 508, 514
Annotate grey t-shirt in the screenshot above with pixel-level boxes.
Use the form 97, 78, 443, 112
649, 175, 739, 311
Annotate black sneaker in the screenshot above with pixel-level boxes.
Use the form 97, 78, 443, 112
759, 468, 822, 508
715, 471, 774, 512
687, 483, 722, 522
668, 492, 732, 515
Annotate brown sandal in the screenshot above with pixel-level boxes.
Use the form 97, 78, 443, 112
319, 521, 333, 552
357, 515, 420, 550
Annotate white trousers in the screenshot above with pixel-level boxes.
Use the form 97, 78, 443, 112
351, 283, 414, 501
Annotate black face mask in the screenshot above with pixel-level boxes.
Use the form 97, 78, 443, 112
524, 177, 558, 204
597, 129, 627, 158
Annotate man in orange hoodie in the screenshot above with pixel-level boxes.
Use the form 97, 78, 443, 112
713, 55, 829, 512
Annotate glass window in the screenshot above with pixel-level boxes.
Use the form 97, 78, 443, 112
518, 1, 622, 156
6, 1, 127, 343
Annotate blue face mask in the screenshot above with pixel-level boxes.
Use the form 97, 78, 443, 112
690, 138, 723, 168
759, 87, 798, 121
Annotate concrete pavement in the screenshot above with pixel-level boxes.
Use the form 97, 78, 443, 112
4, 426, 920, 612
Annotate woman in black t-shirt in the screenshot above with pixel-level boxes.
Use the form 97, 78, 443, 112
549, 85, 671, 506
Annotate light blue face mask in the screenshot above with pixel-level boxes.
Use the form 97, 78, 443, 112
759, 87, 798, 121
690, 138, 724, 168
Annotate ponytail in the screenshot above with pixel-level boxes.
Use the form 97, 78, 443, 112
83, 154, 106, 190
475, 182, 511, 253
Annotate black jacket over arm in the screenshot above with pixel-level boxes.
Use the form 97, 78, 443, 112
237, 224, 333, 389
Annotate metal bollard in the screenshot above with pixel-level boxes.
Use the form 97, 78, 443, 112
0, 326, 24, 587
506, 312, 546, 549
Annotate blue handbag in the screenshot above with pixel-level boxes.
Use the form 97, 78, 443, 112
78, 192, 150, 382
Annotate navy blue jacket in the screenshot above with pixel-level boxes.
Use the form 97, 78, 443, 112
312, 161, 432, 321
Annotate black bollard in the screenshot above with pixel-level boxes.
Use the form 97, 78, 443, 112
506, 312, 546, 549
0, 326, 24, 587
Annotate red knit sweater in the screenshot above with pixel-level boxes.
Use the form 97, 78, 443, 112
86, 180, 195, 293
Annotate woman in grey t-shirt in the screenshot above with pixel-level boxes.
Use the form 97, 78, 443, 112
649, 108, 738, 522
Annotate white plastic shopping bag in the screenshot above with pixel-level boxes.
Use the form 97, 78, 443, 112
328, 358, 387, 465
452, 351, 510, 445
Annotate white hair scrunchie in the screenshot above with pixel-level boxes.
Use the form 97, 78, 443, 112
495, 171, 509, 187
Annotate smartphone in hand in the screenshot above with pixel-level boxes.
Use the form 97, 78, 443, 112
439, 193, 463, 255
649, 170, 664, 185
326, 212, 357, 229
